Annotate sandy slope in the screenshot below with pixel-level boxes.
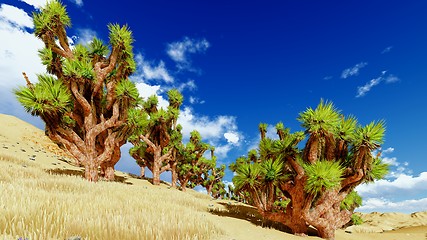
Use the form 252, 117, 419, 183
1, 113, 426, 240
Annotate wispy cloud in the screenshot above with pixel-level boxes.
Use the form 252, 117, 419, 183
224, 132, 240, 145
178, 79, 197, 92
178, 107, 242, 158
74, 28, 97, 45
18, 0, 45, 9
381, 46, 393, 54
357, 172, 427, 199
134, 54, 174, 83
356, 75, 383, 97
189, 96, 205, 105
356, 71, 400, 97
341, 62, 368, 79
69, 0, 83, 7
166, 37, 210, 71
0, 4, 33, 29
0, 4, 44, 126
357, 197, 427, 213
355, 147, 427, 213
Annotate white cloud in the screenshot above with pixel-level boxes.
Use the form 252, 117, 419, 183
382, 157, 398, 166
178, 79, 197, 92
0, 7, 44, 88
74, 28, 97, 45
224, 132, 240, 145
0, 4, 44, 126
358, 197, 427, 213
382, 147, 395, 154
177, 107, 241, 158
381, 46, 393, 54
189, 96, 205, 105
246, 124, 280, 152
135, 54, 174, 83
356, 172, 427, 199
70, 0, 84, 7
0, 4, 33, 29
18, 0, 45, 9
341, 62, 368, 79
385, 74, 400, 83
215, 144, 232, 159
134, 82, 169, 110
166, 37, 210, 70
356, 72, 399, 97
178, 107, 237, 140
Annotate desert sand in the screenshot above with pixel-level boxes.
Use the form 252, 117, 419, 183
1, 113, 426, 240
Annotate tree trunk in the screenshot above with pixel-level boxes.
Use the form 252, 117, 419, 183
304, 135, 319, 163
84, 161, 99, 182
263, 211, 308, 236
171, 162, 177, 187
206, 184, 213, 196
152, 158, 161, 185
317, 225, 335, 240
140, 166, 145, 178
181, 179, 189, 192
100, 161, 115, 180
99, 145, 121, 181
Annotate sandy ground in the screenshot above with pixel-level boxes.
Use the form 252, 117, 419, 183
1, 113, 427, 240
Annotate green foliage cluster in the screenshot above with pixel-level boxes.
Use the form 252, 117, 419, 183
230, 100, 389, 238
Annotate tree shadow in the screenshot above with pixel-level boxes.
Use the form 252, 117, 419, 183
46, 168, 133, 185
208, 202, 318, 236
127, 172, 171, 186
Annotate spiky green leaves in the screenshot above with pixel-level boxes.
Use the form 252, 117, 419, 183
33, 0, 71, 37
298, 100, 341, 134
73, 44, 89, 60
14, 74, 72, 116
365, 157, 389, 182
336, 115, 357, 141
354, 120, 385, 150
167, 89, 183, 109
89, 37, 109, 57
116, 79, 139, 101
233, 163, 262, 192
143, 95, 158, 112
38, 48, 54, 66
108, 24, 136, 74
341, 190, 362, 210
108, 24, 133, 49
351, 214, 364, 225
190, 130, 202, 143
261, 159, 286, 182
62, 58, 94, 80
304, 160, 344, 195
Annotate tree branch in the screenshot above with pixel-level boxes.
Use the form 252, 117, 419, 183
71, 81, 91, 116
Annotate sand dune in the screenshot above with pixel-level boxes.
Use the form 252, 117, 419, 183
1, 113, 426, 240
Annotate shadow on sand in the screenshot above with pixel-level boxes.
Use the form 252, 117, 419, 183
46, 168, 133, 185
208, 202, 318, 236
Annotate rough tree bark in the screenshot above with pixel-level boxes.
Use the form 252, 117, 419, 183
22, 6, 137, 182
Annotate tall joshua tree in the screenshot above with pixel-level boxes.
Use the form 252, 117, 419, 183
230, 100, 389, 239
14, 1, 140, 182
176, 130, 214, 192
128, 89, 183, 185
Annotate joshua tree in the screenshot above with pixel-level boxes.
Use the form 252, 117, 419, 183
14, 1, 140, 181
202, 162, 226, 197
128, 90, 183, 185
230, 100, 389, 239
176, 130, 214, 191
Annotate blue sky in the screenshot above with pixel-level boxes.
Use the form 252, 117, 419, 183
1, 0, 427, 213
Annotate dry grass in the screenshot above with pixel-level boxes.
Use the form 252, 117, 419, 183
0, 155, 223, 240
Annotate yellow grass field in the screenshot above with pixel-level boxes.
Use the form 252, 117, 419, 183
1, 114, 426, 240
